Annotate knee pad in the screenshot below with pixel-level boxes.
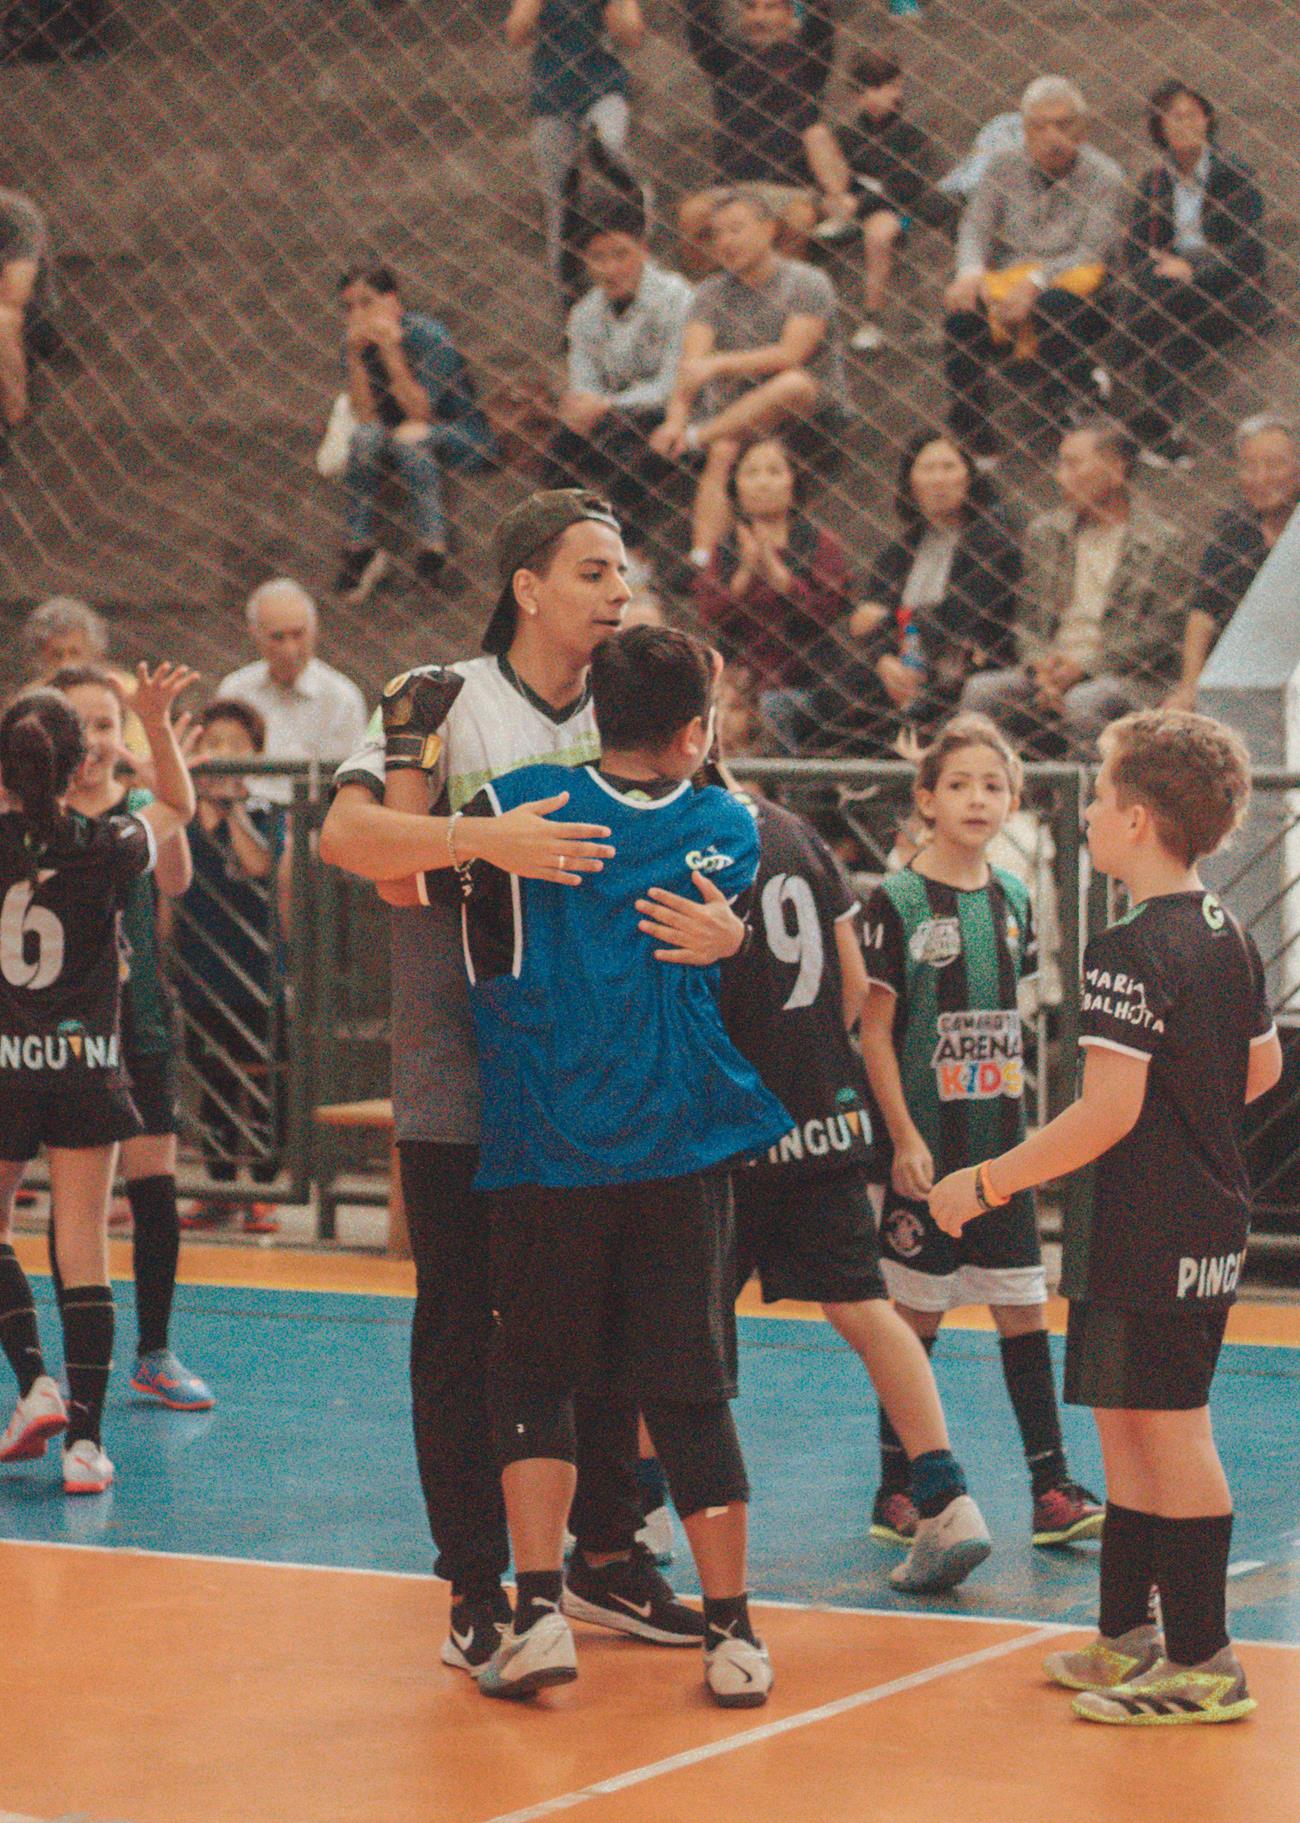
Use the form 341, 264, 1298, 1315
492, 1388, 577, 1471
641, 1399, 749, 1520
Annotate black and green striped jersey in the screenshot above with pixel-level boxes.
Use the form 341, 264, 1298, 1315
117, 786, 175, 1057
862, 865, 1036, 1207
1063, 892, 1274, 1309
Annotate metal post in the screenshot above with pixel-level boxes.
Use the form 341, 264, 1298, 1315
286, 776, 318, 1213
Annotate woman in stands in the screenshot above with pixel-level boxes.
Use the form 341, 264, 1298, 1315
47, 664, 213, 1412
801, 429, 1021, 756
0, 665, 196, 1495
692, 434, 852, 748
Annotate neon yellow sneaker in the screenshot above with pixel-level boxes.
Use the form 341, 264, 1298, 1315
1044, 1624, 1164, 1692
1073, 1648, 1256, 1725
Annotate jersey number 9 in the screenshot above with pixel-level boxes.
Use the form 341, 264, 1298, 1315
760, 873, 825, 1012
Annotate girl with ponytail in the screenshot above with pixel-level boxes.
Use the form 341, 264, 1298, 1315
0, 662, 197, 1496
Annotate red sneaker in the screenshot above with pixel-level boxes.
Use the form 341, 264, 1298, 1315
242, 1202, 280, 1235
1033, 1481, 1106, 1547
870, 1489, 919, 1544
179, 1199, 227, 1231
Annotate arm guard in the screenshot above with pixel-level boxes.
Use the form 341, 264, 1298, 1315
380, 665, 464, 771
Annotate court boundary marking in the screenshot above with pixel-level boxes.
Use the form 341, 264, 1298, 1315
476, 1628, 1067, 1823
2, 1537, 1295, 1648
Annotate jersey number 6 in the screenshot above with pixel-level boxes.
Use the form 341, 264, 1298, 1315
0, 880, 66, 991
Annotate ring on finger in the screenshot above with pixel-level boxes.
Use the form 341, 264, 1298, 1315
558, 856, 566, 870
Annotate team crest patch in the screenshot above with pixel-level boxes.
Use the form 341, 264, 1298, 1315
686, 845, 734, 875
1202, 894, 1226, 932
909, 916, 961, 968
1006, 912, 1020, 950
884, 1204, 927, 1259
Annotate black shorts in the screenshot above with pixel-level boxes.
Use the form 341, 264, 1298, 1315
489, 1171, 737, 1405
733, 1167, 887, 1306
0, 1073, 143, 1160
1064, 1301, 1230, 1411
123, 1048, 179, 1139
877, 1188, 1046, 1312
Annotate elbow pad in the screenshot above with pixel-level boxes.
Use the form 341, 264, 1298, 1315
380, 665, 464, 771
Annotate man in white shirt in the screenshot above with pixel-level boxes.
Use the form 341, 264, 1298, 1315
218, 579, 368, 803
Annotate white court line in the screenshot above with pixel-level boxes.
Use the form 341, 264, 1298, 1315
2, 1537, 1297, 1648
480, 1629, 1068, 1823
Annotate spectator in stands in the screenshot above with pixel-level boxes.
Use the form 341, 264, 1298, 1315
937, 112, 1025, 207
1124, 81, 1268, 471
814, 51, 948, 354
506, 0, 646, 301
218, 579, 368, 804
692, 435, 851, 705
961, 418, 1183, 753
1167, 413, 1300, 708
781, 431, 1020, 756
20, 595, 146, 753
0, 186, 57, 428
651, 189, 847, 564
335, 264, 495, 605
543, 204, 693, 552
717, 662, 768, 762
177, 698, 286, 1231
943, 77, 1124, 458
678, 0, 841, 275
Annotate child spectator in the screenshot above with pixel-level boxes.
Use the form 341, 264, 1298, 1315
175, 699, 287, 1234
0, 186, 57, 428
859, 715, 1103, 1551
931, 710, 1281, 1726
816, 51, 947, 353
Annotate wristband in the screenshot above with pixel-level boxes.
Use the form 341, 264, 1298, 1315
975, 1160, 1010, 1212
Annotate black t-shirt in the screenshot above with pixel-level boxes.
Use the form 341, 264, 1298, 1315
721, 796, 874, 1178
0, 809, 155, 1082
1063, 891, 1274, 1308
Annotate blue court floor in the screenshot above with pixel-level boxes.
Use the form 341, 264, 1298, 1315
3, 1280, 1298, 1644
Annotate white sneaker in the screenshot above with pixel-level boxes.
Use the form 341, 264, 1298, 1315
0, 1374, 68, 1462
889, 1493, 991, 1592
62, 1438, 114, 1496
479, 1609, 578, 1700
636, 1503, 676, 1566
850, 321, 885, 354
704, 1631, 773, 1708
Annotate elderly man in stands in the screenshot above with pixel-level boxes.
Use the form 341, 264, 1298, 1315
543, 201, 693, 553
0, 187, 57, 428
1166, 413, 1300, 709
218, 579, 368, 804
943, 77, 1124, 460
651, 188, 847, 565
961, 417, 1183, 753
678, 0, 841, 275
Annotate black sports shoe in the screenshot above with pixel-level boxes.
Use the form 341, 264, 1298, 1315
416, 546, 448, 585
441, 1587, 513, 1678
336, 545, 388, 604
563, 1545, 705, 1646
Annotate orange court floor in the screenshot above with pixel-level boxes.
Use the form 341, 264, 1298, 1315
1, 1238, 1297, 1823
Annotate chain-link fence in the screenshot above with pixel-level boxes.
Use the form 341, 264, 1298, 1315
1, 2, 1297, 762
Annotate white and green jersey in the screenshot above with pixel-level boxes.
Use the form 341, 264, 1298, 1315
334, 654, 600, 1145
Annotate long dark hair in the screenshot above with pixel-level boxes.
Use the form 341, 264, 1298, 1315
894, 428, 997, 546
0, 689, 86, 843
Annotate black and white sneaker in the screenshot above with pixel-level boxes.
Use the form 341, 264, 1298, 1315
336, 545, 389, 605
441, 1587, 513, 1678
563, 1545, 706, 1646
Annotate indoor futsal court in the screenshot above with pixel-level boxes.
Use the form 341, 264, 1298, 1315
1, 1237, 1296, 1823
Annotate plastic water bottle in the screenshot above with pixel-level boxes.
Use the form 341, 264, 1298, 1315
899, 608, 926, 680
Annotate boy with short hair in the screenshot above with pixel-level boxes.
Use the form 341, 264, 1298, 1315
458, 625, 790, 1708
931, 709, 1282, 1725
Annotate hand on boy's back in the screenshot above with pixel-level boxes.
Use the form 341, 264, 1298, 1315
929, 1166, 982, 1236
635, 871, 746, 967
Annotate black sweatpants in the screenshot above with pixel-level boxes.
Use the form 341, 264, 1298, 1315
399, 1140, 642, 1594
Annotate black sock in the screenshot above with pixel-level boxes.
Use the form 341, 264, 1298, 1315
1098, 1503, 1159, 1640
636, 1453, 668, 1517
60, 1284, 115, 1447
0, 1243, 45, 1397
513, 1569, 564, 1634
1154, 1512, 1234, 1667
703, 1592, 756, 1649
128, 1174, 180, 1357
910, 1448, 967, 1519
879, 1331, 936, 1495
998, 1329, 1067, 1497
